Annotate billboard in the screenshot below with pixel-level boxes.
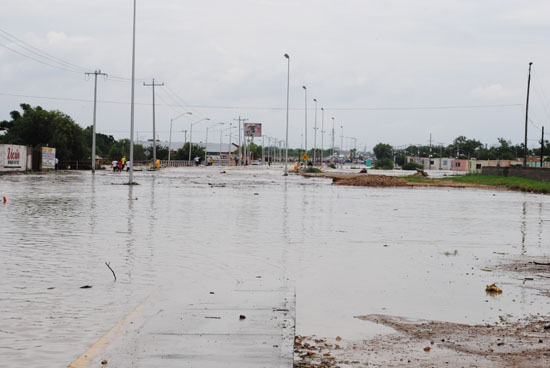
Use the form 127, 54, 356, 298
244, 123, 262, 137
42, 147, 56, 170
0, 144, 27, 170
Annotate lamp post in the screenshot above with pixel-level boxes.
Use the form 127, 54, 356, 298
302, 85, 307, 161
320, 107, 324, 167
524, 62, 533, 167
313, 98, 318, 165
205, 122, 224, 164
284, 53, 290, 176
169, 112, 192, 165
340, 125, 344, 166
189, 118, 210, 162
128, 0, 137, 184
331, 117, 335, 157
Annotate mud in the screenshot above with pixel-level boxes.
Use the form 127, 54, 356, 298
295, 313, 550, 368
303, 172, 526, 192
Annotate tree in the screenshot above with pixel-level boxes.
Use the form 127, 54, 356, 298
173, 142, 204, 161
84, 126, 116, 159
373, 158, 394, 170
373, 143, 393, 160
0, 104, 88, 160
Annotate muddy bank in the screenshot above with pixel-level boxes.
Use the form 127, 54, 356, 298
301, 172, 518, 192
295, 254, 550, 368
295, 313, 550, 367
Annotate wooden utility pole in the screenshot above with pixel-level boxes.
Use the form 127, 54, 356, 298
143, 78, 164, 168
85, 70, 107, 173
524, 62, 533, 167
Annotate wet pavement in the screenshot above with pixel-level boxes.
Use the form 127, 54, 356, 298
1, 165, 549, 367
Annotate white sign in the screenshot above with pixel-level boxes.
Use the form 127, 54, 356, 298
42, 147, 56, 169
0, 144, 26, 170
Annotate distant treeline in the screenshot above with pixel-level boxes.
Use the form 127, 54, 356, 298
373, 135, 549, 166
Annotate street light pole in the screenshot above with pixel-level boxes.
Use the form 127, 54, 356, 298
524, 62, 533, 167
331, 117, 335, 157
284, 54, 290, 176
128, 0, 137, 184
189, 118, 210, 162
313, 98, 318, 165
169, 112, 192, 165
205, 122, 223, 164
320, 107, 324, 167
340, 125, 344, 165
302, 85, 307, 160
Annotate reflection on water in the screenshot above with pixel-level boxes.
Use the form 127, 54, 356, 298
0, 167, 549, 367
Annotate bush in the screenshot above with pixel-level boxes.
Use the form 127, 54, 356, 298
304, 167, 322, 173
373, 158, 394, 170
402, 162, 424, 171
327, 162, 336, 169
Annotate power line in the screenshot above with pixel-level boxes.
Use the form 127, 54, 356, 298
0, 92, 524, 112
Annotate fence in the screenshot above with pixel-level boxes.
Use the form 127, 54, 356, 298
481, 166, 550, 182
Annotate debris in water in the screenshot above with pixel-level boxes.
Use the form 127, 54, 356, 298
486, 283, 502, 295
239, 314, 246, 320
80, 285, 92, 289
101, 359, 108, 365
423, 346, 431, 352
2, 196, 6, 204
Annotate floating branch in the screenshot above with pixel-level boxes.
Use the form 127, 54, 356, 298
105, 262, 117, 281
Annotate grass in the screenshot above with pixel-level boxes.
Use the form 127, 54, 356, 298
403, 174, 550, 194
304, 167, 323, 174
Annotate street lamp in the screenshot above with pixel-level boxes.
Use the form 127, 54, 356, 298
302, 85, 307, 161
320, 107, 324, 167
340, 124, 344, 166
189, 118, 210, 162
284, 53, 290, 176
128, 0, 137, 184
205, 122, 224, 164
313, 98, 318, 165
331, 117, 335, 157
169, 112, 192, 164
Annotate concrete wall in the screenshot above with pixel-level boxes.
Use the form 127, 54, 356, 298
482, 166, 550, 182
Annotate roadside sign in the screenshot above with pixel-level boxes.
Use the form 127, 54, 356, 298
302, 154, 309, 161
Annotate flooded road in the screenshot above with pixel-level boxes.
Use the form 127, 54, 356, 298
1, 166, 549, 367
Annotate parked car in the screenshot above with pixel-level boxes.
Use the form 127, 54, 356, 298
252, 160, 260, 165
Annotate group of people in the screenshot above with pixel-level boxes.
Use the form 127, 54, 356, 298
112, 157, 131, 172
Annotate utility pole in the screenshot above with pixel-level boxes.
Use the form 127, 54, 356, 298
234, 116, 248, 165
183, 130, 188, 148
302, 86, 307, 160
524, 62, 533, 167
143, 78, 164, 169
541, 126, 545, 167
429, 133, 432, 170
85, 69, 107, 173
340, 125, 344, 166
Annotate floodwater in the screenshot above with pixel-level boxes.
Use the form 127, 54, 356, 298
1, 166, 549, 367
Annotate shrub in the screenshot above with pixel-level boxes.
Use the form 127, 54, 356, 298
373, 158, 394, 170
402, 162, 424, 171
327, 162, 336, 169
304, 167, 322, 173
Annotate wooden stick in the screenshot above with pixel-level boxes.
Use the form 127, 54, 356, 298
105, 262, 117, 281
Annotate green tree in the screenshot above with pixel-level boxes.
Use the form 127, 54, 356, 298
0, 104, 87, 160
373, 158, 394, 170
373, 143, 393, 160
173, 142, 204, 161
84, 126, 116, 158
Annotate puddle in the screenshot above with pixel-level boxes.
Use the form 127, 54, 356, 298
1, 165, 549, 366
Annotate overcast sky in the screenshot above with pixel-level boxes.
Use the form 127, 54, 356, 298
1, 0, 550, 150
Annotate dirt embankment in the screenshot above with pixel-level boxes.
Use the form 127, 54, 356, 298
302, 172, 505, 191
295, 314, 550, 368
